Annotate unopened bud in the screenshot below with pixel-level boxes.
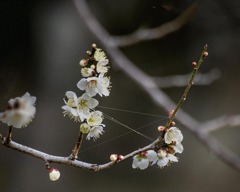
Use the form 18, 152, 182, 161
158, 126, 166, 132
90, 65, 95, 70
80, 123, 90, 134
203, 52, 208, 58
192, 62, 197, 68
169, 109, 175, 117
49, 168, 60, 181
118, 155, 124, 161
170, 121, 176, 126
86, 50, 92, 56
110, 154, 118, 161
92, 43, 97, 48
79, 59, 88, 67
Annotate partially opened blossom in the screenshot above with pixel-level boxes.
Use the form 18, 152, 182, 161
94, 48, 106, 61
96, 58, 109, 74
0, 92, 36, 128
164, 127, 183, 144
81, 67, 94, 77
157, 149, 178, 168
86, 124, 105, 140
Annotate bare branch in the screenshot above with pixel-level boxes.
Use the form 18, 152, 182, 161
153, 69, 221, 88
0, 133, 163, 172
111, 3, 197, 47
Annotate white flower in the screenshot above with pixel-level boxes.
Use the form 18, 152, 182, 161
0, 92, 36, 128
49, 168, 60, 181
81, 67, 94, 77
157, 149, 178, 168
132, 150, 158, 170
164, 127, 183, 144
77, 74, 110, 97
62, 92, 98, 122
96, 58, 109, 74
62, 91, 80, 121
86, 124, 105, 140
87, 111, 103, 126
94, 48, 106, 61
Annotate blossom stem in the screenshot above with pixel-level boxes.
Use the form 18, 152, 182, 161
5, 126, 13, 144
165, 44, 208, 128
69, 131, 84, 160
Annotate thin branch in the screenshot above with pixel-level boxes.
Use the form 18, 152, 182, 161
153, 69, 221, 88
111, 3, 197, 47
165, 44, 208, 128
5, 126, 13, 144
73, 0, 240, 171
0, 133, 162, 172
69, 131, 84, 160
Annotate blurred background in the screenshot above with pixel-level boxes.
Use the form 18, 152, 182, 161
0, 0, 240, 191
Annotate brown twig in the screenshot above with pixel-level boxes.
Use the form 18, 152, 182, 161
5, 126, 13, 144
165, 45, 208, 128
69, 131, 84, 160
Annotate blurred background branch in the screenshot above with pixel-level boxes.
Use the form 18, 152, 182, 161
111, 3, 197, 47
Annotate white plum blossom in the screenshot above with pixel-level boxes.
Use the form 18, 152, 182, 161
132, 150, 158, 170
86, 124, 105, 140
96, 58, 109, 74
62, 91, 79, 121
157, 149, 178, 168
62, 92, 98, 122
0, 92, 36, 128
87, 111, 103, 126
94, 48, 106, 61
49, 168, 60, 181
164, 127, 183, 144
77, 74, 110, 97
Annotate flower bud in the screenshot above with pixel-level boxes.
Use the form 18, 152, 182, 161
158, 126, 166, 132
90, 65, 95, 70
49, 168, 60, 181
170, 121, 176, 126
86, 50, 92, 56
192, 61, 197, 68
169, 109, 174, 117
79, 59, 88, 67
92, 43, 97, 48
118, 155, 124, 161
110, 154, 118, 161
203, 52, 208, 58
80, 123, 90, 134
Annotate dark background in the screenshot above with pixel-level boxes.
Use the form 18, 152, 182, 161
0, 0, 240, 191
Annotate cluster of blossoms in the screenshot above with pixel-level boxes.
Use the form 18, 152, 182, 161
0, 92, 36, 128
62, 44, 111, 140
132, 127, 183, 170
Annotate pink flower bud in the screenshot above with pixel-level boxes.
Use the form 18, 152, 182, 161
49, 168, 60, 181
110, 154, 118, 161
118, 155, 124, 161
192, 62, 197, 68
